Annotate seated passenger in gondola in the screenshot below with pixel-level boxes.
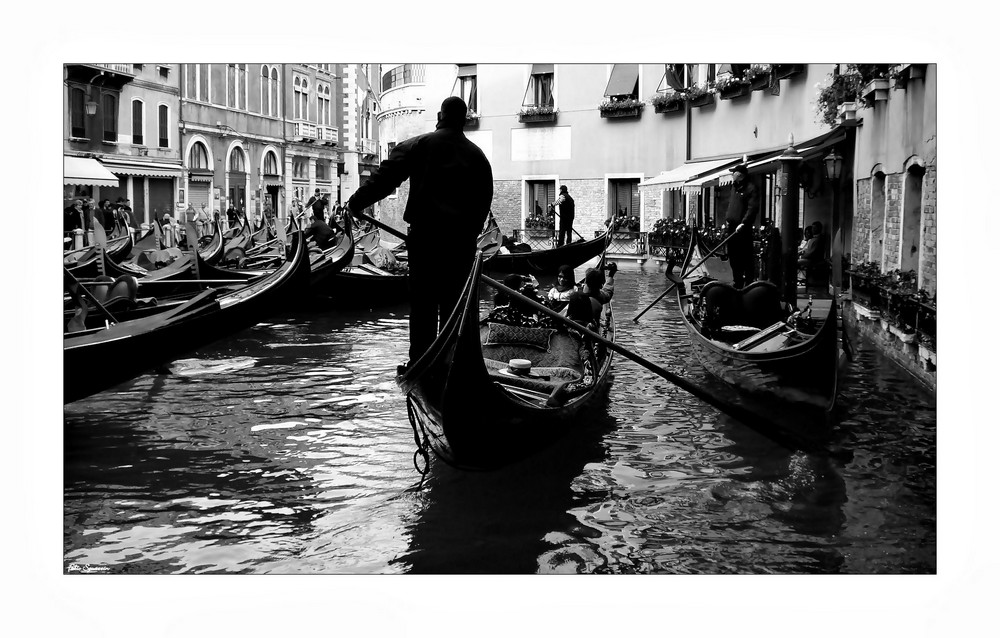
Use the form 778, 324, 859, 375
486, 275, 546, 327
582, 263, 617, 327
546, 264, 577, 311
303, 211, 339, 250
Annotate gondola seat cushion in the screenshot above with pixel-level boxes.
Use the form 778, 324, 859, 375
137, 247, 183, 270
484, 323, 554, 351
481, 325, 584, 370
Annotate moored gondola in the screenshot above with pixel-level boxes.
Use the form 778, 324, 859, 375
672, 232, 842, 425
484, 226, 611, 275
63, 231, 311, 404
398, 252, 615, 470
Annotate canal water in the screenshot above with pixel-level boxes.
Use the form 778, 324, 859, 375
63, 267, 936, 576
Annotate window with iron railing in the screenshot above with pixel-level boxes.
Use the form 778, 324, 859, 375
381, 64, 425, 92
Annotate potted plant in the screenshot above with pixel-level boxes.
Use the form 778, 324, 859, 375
715, 74, 751, 100
651, 91, 685, 113
683, 84, 715, 108
744, 64, 773, 91
599, 97, 644, 119
814, 66, 865, 127
890, 63, 927, 89
518, 105, 557, 123
465, 110, 480, 127
861, 77, 891, 103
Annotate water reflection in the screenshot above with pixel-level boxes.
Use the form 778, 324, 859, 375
64, 268, 935, 574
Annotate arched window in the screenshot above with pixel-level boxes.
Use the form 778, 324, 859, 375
131, 99, 144, 145
294, 75, 309, 120
270, 67, 280, 117
102, 93, 118, 143
229, 147, 246, 173
317, 83, 331, 125
263, 151, 278, 175
189, 142, 209, 170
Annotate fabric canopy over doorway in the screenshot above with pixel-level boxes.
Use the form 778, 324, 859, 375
639, 157, 739, 191
64, 156, 120, 187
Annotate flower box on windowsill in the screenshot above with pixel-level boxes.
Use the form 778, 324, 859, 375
654, 100, 683, 114
518, 109, 557, 123
720, 83, 750, 100
838, 101, 857, 123
526, 228, 554, 239
893, 64, 927, 89
774, 64, 804, 80
861, 78, 890, 104
748, 74, 771, 91
600, 105, 643, 119
464, 114, 480, 128
686, 92, 715, 108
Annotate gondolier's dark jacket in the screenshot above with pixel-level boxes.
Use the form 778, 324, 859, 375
725, 181, 759, 228
347, 125, 493, 239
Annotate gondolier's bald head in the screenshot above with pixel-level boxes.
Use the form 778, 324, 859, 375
437, 96, 467, 129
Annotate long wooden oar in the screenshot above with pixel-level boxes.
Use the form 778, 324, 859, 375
351, 208, 823, 454
631, 230, 738, 323
483, 275, 826, 455
64, 267, 119, 325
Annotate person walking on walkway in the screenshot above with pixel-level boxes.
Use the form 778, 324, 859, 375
346, 96, 494, 368
554, 185, 575, 247
724, 163, 759, 289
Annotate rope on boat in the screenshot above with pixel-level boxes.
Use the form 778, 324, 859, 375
405, 395, 430, 482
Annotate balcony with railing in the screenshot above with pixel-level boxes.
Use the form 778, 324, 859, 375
318, 125, 339, 145
294, 120, 317, 140
98, 64, 133, 74
359, 138, 378, 157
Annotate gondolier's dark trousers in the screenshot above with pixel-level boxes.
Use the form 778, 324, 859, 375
726, 220, 755, 289
406, 226, 478, 363
558, 215, 574, 247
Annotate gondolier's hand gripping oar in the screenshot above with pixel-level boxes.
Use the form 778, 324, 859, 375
631, 229, 740, 323
483, 274, 829, 457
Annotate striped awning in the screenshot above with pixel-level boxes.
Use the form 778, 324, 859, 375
101, 160, 183, 178
639, 157, 739, 190
64, 156, 120, 187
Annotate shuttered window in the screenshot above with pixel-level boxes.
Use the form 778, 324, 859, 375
609, 179, 640, 218
102, 93, 117, 142
527, 180, 556, 217
70, 88, 86, 138
158, 105, 169, 148
132, 100, 143, 145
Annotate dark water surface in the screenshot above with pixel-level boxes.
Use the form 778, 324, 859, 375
63, 268, 936, 574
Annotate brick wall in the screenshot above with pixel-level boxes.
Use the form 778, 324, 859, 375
376, 181, 408, 231
854, 179, 872, 263
919, 165, 937, 294
492, 180, 522, 236
882, 173, 903, 271
640, 188, 664, 231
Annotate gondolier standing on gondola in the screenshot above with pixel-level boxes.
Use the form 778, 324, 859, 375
347, 96, 494, 370
724, 163, 759, 289
553, 184, 575, 247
